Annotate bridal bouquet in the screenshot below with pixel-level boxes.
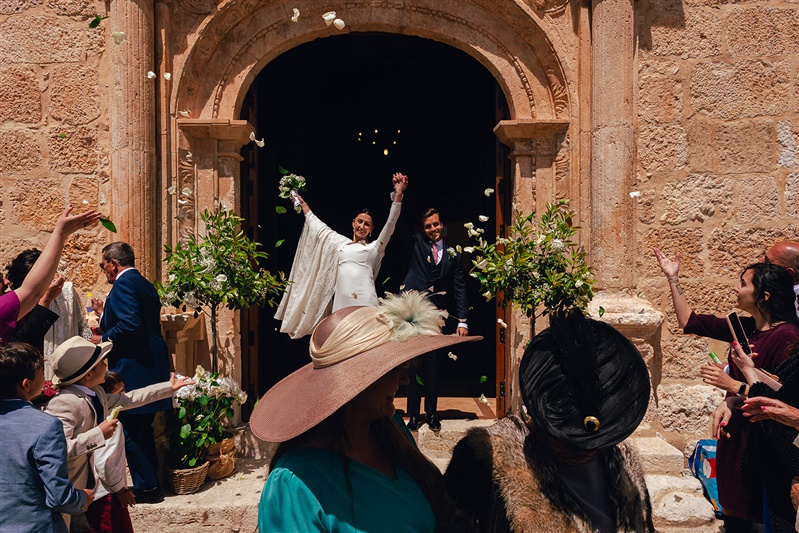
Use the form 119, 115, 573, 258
278, 173, 307, 213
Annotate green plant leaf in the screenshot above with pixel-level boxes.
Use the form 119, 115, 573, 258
415, 374, 424, 386
88, 15, 107, 28
479, 375, 487, 384
59, 133, 66, 139
275, 239, 284, 248
275, 206, 287, 214
382, 277, 390, 286
188, 457, 197, 467
179, 423, 191, 439
278, 165, 290, 175
99, 218, 117, 233
178, 407, 186, 419
598, 306, 605, 317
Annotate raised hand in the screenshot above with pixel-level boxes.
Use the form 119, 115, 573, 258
652, 247, 680, 278
170, 372, 194, 391
54, 206, 101, 236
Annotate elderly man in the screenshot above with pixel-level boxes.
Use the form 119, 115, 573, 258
766, 241, 799, 316
91, 242, 171, 504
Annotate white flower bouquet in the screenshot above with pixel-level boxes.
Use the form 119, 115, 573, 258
278, 173, 307, 213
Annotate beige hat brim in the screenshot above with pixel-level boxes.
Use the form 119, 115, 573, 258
52, 341, 113, 386
250, 333, 481, 442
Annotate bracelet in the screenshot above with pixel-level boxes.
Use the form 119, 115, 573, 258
667, 275, 680, 284
737, 382, 747, 395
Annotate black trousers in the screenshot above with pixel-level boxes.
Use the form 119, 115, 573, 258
118, 411, 159, 491
406, 349, 443, 417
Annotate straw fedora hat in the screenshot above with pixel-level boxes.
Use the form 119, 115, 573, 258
51, 336, 113, 386
250, 291, 481, 442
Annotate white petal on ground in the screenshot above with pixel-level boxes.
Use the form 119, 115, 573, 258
291, 8, 300, 22
333, 18, 345, 30
146, 71, 156, 79
164, 72, 171, 80
484, 188, 494, 197
478, 215, 489, 222
322, 11, 336, 25
479, 393, 490, 405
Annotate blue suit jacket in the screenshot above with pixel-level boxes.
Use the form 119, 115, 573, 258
101, 268, 171, 413
0, 399, 85, 533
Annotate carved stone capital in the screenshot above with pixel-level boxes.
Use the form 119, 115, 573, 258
177, 119, 255, 147
493, 119, 570, 150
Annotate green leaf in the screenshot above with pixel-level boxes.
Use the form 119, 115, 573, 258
179, 423, 191, 439
275, 206, 287, 214
188, 457, 197, 467
275, 239, 284, 248
598, 306, 605, 317
178, 407, 186, 419
59, 133, 66, 139
99, 218, 117, 233
479, 375, 487, 384
278, 165, 290, 175
88, 15, 106, 28
415, 374, 424, 386
381, 277, 390, 286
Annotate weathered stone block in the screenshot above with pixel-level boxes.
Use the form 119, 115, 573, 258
67, 176, 100, 209
8, 178, 64, 229
638, 72, 682, 125
658, 174, 732, 226
690, 60, 792, 119
629, 435, 685, 475
649, 8, 723, 59
787, 172, 798, 219
47, 0, 95, 16
735, 176, 780, 224
640, 228, 705, 277
657, 383, 723, 440
0, 0, 42, 15
48, 126, 98, 173
0, 129, 42, 174
61, 231, 104, 290
636, 189, 656, 224
685, 116, 715, 172
778, 121, 798, 168
639, 123, 687, 172
0, 16, 85, 63
0, 65, 41, 124
727, 7, 799, 57
653, 491, 716, 527
662, 334, 712, 380
716, 121, 773, 174
50, 65, 101, 126
707, 226, 799, 280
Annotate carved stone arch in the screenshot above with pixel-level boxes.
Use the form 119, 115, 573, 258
174, 0, 574, 124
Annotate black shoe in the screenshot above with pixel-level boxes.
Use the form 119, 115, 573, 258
426, 413, 441, 432
133, 487, 164, 504
406, 415, 425, 431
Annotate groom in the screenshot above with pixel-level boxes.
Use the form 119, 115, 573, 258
403, 208, 469, 431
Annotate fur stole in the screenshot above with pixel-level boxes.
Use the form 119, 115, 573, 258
444, 416, 654, 533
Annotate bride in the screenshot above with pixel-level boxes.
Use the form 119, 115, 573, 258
275, 173, 408, 338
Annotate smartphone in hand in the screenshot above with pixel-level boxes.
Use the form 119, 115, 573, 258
726, 312, 752, 355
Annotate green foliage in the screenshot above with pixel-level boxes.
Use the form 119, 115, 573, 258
170, 366, 247, 469
156, 208, 287, 313
468, 199, 595, 318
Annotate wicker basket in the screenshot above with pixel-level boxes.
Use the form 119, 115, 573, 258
166, 461, 209, 495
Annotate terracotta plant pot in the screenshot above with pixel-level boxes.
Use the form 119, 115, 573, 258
206, 433, 236, 480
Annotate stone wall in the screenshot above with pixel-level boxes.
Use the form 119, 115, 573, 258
0, 0, 110, 293
636, 0, 799, 450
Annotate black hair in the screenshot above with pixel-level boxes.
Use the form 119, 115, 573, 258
102, 242, 136, 267
352, 209, 375, 240
743, 263, 799, 326
5, 249, 41, 290
100, 371, 125, 394
0, 342, 43, 399
419, 207, 440, 226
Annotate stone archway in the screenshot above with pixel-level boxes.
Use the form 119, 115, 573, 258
158, 0, 582, 410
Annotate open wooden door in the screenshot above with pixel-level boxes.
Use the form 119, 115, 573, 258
494, 85, 511, 416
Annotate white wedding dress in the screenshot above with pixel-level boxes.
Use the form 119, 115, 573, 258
275, 201, 402, 339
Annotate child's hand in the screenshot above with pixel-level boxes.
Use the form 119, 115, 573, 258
170, 372, 194, 391
98, 418, 118, 439
116, 487, 136, 508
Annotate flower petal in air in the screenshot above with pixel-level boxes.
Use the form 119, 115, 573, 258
484, 188, 494, 197
164, 72, 172, 80
291, 8, 300, 22
167, 186, 177, 194
322, 11, 336, 25
111, 31, 127, 45
146, 71, 156, 79
249, 132, 256, 142
448, 352, 458, 361
497, 318, 508, 328
255, 138, 265, 148
478, 215, 489, 222
629, 191, 641, 198
333, 18, 345, 30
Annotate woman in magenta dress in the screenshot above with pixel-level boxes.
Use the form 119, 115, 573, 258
654, 248, 799, 533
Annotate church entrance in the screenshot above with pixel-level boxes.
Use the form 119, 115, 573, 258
239, 33, 508, 416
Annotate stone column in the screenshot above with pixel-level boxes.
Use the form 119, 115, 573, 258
109, 0, 157, 279
493, 119, 570, 414
590, 0, 635, 289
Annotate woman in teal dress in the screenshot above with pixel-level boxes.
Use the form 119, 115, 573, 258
250, 291, 481, 532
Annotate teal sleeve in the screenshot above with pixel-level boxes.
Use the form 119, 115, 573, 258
258, 467, 327, 532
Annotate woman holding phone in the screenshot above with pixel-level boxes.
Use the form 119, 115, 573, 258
654, 250, 799, 533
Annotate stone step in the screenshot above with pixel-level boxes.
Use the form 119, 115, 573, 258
414, 418, 496, 471
629, 435, 687, 476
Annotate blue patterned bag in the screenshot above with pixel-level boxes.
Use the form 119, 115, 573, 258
689, 439, 723, 518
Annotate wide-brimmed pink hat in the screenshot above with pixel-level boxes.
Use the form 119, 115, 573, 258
250, 291, 481, 442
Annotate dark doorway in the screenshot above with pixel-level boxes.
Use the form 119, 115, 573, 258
241, 33, 508, 408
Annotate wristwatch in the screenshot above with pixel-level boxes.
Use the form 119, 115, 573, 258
737, 382, 748, 395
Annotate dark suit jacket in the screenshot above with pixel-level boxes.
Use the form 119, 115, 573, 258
402, 233, 469, 322
100, 268, 171, 413
11, 304, 59, 353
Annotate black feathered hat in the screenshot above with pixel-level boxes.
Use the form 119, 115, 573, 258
519, 310, 650, 450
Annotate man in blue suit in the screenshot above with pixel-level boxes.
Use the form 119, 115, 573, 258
91, 242, 170, 503
402, 208, 470, 432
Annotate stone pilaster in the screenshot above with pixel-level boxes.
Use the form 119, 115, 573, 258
590, 0, 635, 289
109, 0, 157, 278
